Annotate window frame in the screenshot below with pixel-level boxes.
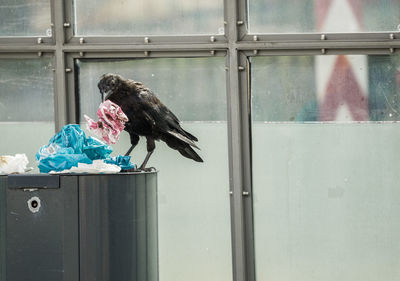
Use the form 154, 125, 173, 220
0, 0, 399, 281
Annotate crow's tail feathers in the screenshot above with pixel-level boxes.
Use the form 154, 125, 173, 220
179, 146, 203, 162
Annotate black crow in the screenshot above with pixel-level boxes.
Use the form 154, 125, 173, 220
98, 73, 203, 170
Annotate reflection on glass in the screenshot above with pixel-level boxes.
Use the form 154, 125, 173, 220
252, 56, 400, 281
76, 58, 232, 281
249, 0, 400, 34
251, 55, 400, 122
0, 0, 51, 36
74, 0, 224, 36
0, 59, 55, 170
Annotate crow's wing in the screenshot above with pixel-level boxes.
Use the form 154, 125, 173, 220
138, 90, 199, 148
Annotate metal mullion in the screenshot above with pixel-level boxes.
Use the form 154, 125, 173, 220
237, 0, 248, 40
67, 35, 227, 45
226, 0, 254, 281
67, 50, 226, 58
0, 52, 53, 59
63, 43, 228, 52
0, 37, 53, 45
243, 31, 400, 42
236, 40, 400, 51
241, 48, 399, 57
239, 51, 255, 281
53, 0, 68, 131
0, 45, 56, 52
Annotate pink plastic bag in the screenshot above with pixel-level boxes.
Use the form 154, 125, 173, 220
84, 100, 128, 145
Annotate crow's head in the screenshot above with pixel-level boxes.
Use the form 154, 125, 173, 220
98, 73, 124, 101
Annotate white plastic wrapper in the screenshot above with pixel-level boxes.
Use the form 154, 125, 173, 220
0, 154, 29, 174
49, 159, 121, 174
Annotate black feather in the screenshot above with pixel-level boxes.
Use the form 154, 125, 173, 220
98, 73, 203, 164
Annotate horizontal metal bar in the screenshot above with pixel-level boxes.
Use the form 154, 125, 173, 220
243, 31, 400, 41
236, 40, 400, 50
67, 35, 227, 44
68, 50, 227, 59
0, 45, 56, 52
63, 43, 228, 52
0, 52, 54, 59
242, 48, 399, 56
0, 37, 54, 45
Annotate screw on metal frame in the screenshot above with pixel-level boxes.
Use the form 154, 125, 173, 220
253, 35, 258, 41
144, 37, 150, 43
321, 48, 326, 54
242, 191, 250, 196
253, 50, 258, 55
38, 51, 42, 57
79, 38, 84, 44
238, 66, 245, 71
79, 52, 84, 57
210, 50, 215, 55
37, 37, 43, 44
321, 34, 326, 40
237, 20, 244, 25
144, 51, 149, 56
63, 22, 71, 27
65, 68, 72, 73
210, 36, 216, 42
390, 33, 395, 40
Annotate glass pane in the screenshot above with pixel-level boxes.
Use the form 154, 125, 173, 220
0, 0, 52, 37
73, 0, 224, 36
249, 0, 400, 34
252, 55, 400, 281
0, 59, 55, 171
76, 58, 232, 281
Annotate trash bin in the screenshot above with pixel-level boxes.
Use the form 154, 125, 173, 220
0, 172, 158, 281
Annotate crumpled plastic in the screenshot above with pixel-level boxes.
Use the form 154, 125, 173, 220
84, 100, 128, 145
36, 124, 113, 173
105, 155, 136, 170
36, 124, 136, 173
0, 154, 29, 174
49, 160, 121, 174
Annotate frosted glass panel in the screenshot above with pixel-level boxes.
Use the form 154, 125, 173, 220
74, 0, 224, 36
249, 0, 400, 34
252, 57, 400, 281
0, 0, 51, 36
0, 59, 54, 170
76, 58, 232, 281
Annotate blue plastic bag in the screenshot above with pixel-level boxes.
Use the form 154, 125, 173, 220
36, 124, 113, 173
105, 155, 136, 171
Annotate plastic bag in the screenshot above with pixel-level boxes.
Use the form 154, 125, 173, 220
50, 160, 121, 174
0, 154, 29, 174
36, 124, 113, 173
84, 100, 128, 145
104, 155, 136, 170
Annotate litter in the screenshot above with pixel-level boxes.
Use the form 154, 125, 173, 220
36, 124, 135, 173
84, 100, 128, 145
49, 160, 121, 174
0, 154, 29, 174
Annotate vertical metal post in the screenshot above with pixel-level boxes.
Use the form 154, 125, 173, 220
225, 0, 254, 280
52, 0, 68, 130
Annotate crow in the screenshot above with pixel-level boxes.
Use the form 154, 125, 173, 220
98, 73, 203, 170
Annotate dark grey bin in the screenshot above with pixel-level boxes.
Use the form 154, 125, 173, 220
0, 172, 158, 281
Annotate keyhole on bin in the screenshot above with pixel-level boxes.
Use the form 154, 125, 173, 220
31, 200, 38, 209
27, 196, 41, 213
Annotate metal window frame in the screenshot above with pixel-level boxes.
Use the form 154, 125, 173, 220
1, 0, 400, 281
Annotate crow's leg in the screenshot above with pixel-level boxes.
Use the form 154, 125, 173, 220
125, 133, 140, 156
139, 137, 155, 170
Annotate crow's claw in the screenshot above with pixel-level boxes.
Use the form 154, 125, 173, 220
138, 167, 156, 172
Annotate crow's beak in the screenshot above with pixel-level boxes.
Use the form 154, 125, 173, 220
101, 92, 104, 102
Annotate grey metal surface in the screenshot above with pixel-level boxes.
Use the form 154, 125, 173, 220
8, 174, 60, 189
6, 175, 79, 281
79, 173, 158, 281
0, 176, 6, 281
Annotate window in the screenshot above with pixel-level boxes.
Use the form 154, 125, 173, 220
1, 0, 399, 281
